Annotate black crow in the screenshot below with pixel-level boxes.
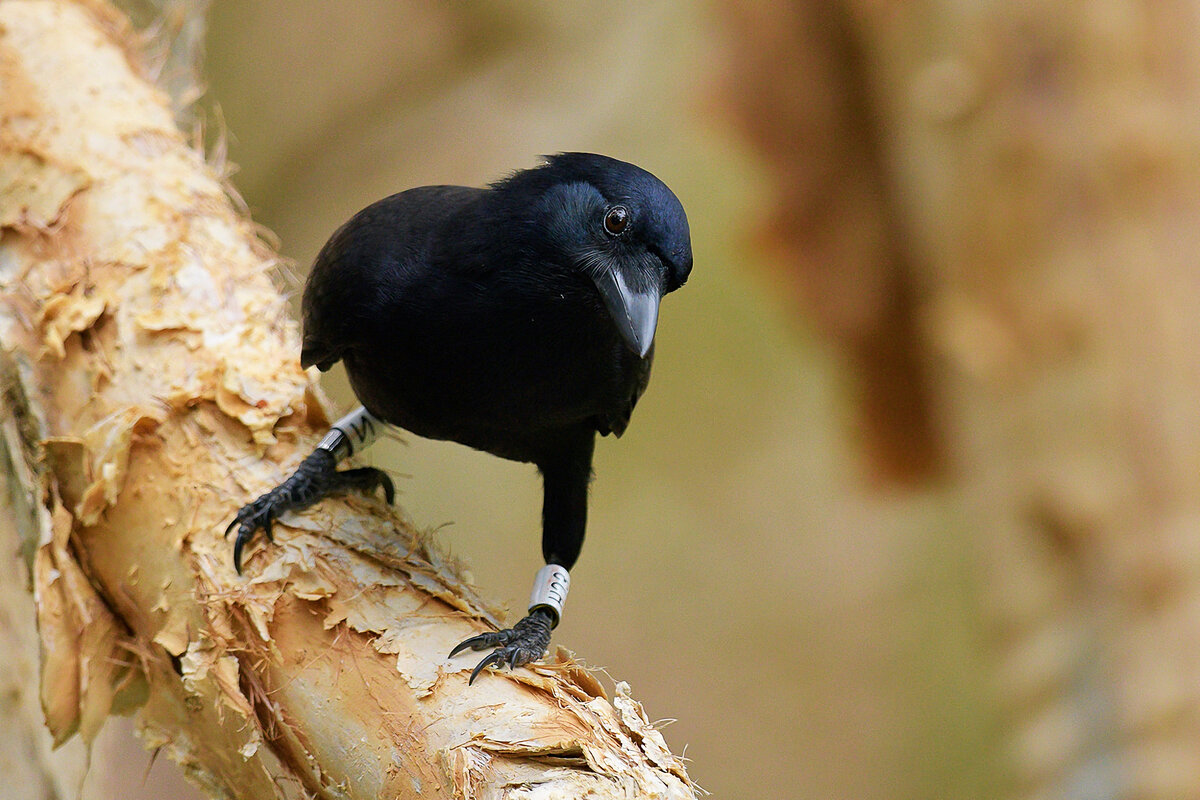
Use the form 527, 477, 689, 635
228, 153, 692, 682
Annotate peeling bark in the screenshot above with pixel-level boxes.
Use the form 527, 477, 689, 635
0, 2, 696, 798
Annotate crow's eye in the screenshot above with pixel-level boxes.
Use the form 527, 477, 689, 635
603, 205, 630, 236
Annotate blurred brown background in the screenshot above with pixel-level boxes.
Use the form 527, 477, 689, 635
66, 1, 1200, 798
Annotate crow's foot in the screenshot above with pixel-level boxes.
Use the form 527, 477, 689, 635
449, 608, 555, 684
225, 449, 394, 572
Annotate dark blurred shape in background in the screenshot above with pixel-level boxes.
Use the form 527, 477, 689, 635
719, 2, 943, 485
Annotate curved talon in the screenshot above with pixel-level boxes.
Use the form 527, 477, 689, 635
449, 609, 555, 684
232, 530, 247, 574
469, 651, 508, 685
232, 518, 259, 575
448, 635, 484, 659
226, 495, 274, 573
224, 451, 395, 574
448, 630, 510, 659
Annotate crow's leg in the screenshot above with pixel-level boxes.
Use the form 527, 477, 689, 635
449, 565, 569, 684
225, 407, 393, 573
450, 439, 589, 683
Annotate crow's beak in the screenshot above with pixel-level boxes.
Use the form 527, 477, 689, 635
592, 266, 661, 358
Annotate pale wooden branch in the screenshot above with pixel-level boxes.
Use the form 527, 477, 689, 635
0, 1, 696, 798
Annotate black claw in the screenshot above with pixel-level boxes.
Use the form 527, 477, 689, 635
448, 630, 509, 659
226, 493, 275, 573
447, 637, 479, 659
232, 531, 246, 575
449, 609, 555, 684
469, 651, 507, 685
225, 450, 397, 573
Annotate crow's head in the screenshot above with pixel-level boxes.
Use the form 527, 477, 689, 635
502, 153, 692, 357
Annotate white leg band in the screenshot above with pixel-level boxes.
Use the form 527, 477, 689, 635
528, 564, 570, 627
317, 406, 387, 459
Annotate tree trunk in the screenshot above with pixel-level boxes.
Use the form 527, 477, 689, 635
0, 1, 696, 797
